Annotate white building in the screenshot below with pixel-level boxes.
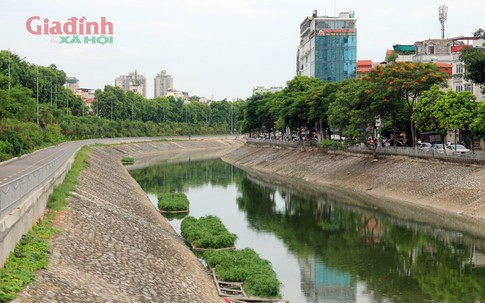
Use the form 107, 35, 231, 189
166, 90, 189, 101
449, 36, 485, 102
252, 86, 283, 96
154, 70, 174, 97
115, 70, 147, 98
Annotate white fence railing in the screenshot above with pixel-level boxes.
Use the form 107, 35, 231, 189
348, 144, 485, 162
247, 138, 485, 163
0, 152, 70, 219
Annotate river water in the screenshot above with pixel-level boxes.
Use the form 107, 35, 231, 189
129, 158, 485, 303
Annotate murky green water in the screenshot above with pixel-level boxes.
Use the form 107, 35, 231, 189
130, 159, 485, 303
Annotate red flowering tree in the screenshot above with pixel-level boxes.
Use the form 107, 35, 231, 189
364, 62, 448, 146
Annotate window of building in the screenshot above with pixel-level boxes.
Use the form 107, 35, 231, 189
456, 85, 462, 92
428, 45, 435, 55
464, 84, 473, 93
456, 63, 463, 74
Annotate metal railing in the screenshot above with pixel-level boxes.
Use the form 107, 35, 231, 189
0, 152, 70, 219
348, 144, 485, 162
246, 138, 317, 148
247, 138, 485, 163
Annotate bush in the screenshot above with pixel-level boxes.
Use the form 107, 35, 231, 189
0, 224, 55, 302
0, 128, 30, 156
0, 140, 14, 161
319, 138, 346, 151
16, 122, 43, 148
181, 215, 237, 249
157, 192, 189, 212
204, 248, 281, 298
121, 157, 135, 165
44, 124, 64, 143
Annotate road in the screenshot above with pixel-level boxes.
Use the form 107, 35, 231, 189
0, 137, 164, 218
0, 137, 179, 187
0, 141, 84, 187
0, 135, 242, 192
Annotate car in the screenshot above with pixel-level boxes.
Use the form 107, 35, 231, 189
450, 144, 470, 154
417, 142, 433, 151
431, 144, 453, 154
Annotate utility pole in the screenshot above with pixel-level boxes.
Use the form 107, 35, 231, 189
8, 49, 11, 93
50, 76, 53, 106
231, 99, 234, 135
7, 50, 26, 93
51, 76, 52, 107
36, 66, 39, 126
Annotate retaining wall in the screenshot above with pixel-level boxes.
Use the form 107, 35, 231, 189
0, 147, 79, 267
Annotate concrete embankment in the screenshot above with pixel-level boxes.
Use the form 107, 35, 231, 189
222, 143, 485, 238
13, 138, 244, 303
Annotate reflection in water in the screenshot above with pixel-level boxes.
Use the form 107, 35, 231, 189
130, 159, 485, 303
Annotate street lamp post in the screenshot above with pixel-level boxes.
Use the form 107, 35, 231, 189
50, 76, 53, 106
36, 66, 39, 126
8, 50, 10, 92
7, 49, 26, 94
231, 100, 234, 135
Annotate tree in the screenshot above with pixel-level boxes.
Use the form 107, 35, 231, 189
241, 93, 267, 136
471, 102, 485, 140
363, 63, 449, 147
460, 47, 485, 95
473, 28, 485, 40
278, 76, 325, 137
434, 89, 477, 150
328, 78, 383, 157
412, 85, 447, 139
307, 81, 338, 140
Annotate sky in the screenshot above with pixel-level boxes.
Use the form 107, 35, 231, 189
0, 0, 483, 101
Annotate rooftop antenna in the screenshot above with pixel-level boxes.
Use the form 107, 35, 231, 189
439, 4, 448, 39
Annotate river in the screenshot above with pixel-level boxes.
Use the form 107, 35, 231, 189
129, 158, 485, 303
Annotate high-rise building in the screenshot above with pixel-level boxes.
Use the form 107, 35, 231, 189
297, 10, 357, 82
115, 70, 147, 98
154, 70, 174, 97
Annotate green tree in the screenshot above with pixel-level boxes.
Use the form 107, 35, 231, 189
412, 85, 447, 140
471, 102, 485, 140
278, 76, 325, 137
434, 89, 477, 149
307, 81, 338, 140
328, 78, 384, 157
460, 46, 485, 95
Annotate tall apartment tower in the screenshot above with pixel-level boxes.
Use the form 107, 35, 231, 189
115, 70, 147, 98
154, 70, 174, 97
297, 10, 357, 82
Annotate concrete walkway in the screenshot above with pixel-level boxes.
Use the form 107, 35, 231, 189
13, 139, 244, 303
